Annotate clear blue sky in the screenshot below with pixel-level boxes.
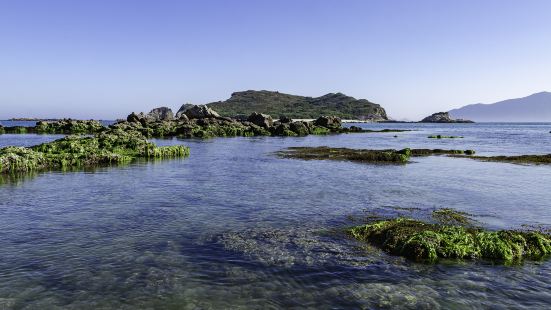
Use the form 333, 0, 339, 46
1, 0, 550, 120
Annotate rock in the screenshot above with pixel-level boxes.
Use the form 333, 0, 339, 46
127, 112, 142, 123
184, 105, 220, 119
279, 115, 292, 123
233, 114, 249, 122
175, 103, 195, 118
178, 113, 189, 122
314, 116, 342, 129
247, 112, 273, 128
272, 123, 297, 136
420, 112, 473, 123
290, 121, 309, 136
146, 107, 174, 121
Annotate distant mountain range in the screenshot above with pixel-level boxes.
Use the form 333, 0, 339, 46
179, 90, 388, 121
449, 91, 551, 122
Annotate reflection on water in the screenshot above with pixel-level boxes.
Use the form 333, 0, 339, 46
0, 123, 551, 308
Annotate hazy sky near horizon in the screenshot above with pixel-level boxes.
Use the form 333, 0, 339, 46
1, 0, 550, 120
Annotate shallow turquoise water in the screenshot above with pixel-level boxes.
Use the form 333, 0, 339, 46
0, 123, 550, 309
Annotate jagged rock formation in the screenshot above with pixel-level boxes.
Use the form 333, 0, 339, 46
247, 112, 273, 128
420, 112, 473, 123
111, 105, 395, 139
182, 105, 220, 119
146, 107, 174, 121
179, 90, 388, 121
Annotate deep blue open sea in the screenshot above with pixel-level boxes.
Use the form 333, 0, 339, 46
1, 122, 551, 309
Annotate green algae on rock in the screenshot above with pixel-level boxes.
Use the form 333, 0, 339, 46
410, 149, 476, 156
0, 119, 106, 135
432, 208, 474, 225
277, 147, 476, 164
0, 130, 189, 174
464, 154, 551, 165
348, 218, 551, 263
34, 119, 106, 134
277, 146, 412, 163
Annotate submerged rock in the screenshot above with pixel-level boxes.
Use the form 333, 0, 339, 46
463, 154, 551, 165
277, 147, 476, 164
428, 135, 464, 139
278, 146, 412, 163
348, 217, 551, 263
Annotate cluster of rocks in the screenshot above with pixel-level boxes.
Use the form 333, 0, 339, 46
420, 112, 474, 123
115, 105, 364, 138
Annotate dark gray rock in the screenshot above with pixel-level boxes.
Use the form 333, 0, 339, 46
314, 116, 342, 129
147, 107, 174, 121
127, 112, 142, 123
184, 105, 220, 119
290, 121, 309, 136
279, 115, 292, 123
247, 112, 273, 128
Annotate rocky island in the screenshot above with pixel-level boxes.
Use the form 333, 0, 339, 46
190, 90, 389, 121
420, 112, 474, 123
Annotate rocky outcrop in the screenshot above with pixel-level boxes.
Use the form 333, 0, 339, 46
110, 105, 389, 139
175, 103, 195, 118
247, 112, 273, 128
127, 107, 174, 123
314, 116, 342, 129
183, 105, 220, 119
146, 107, 174, 121
420, 112, 473, 123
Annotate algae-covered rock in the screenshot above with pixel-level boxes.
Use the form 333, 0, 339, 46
348, 218, 551, 263
277, 147, 476, 164
465, 154, 551, 165
410, 149, 475, 156
34, 119, 105, 134
278, 146, 411, 163
314, 116, 342, 129
0, 129, 189, 174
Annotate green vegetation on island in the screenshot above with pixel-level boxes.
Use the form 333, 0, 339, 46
183, 90, 389, 121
